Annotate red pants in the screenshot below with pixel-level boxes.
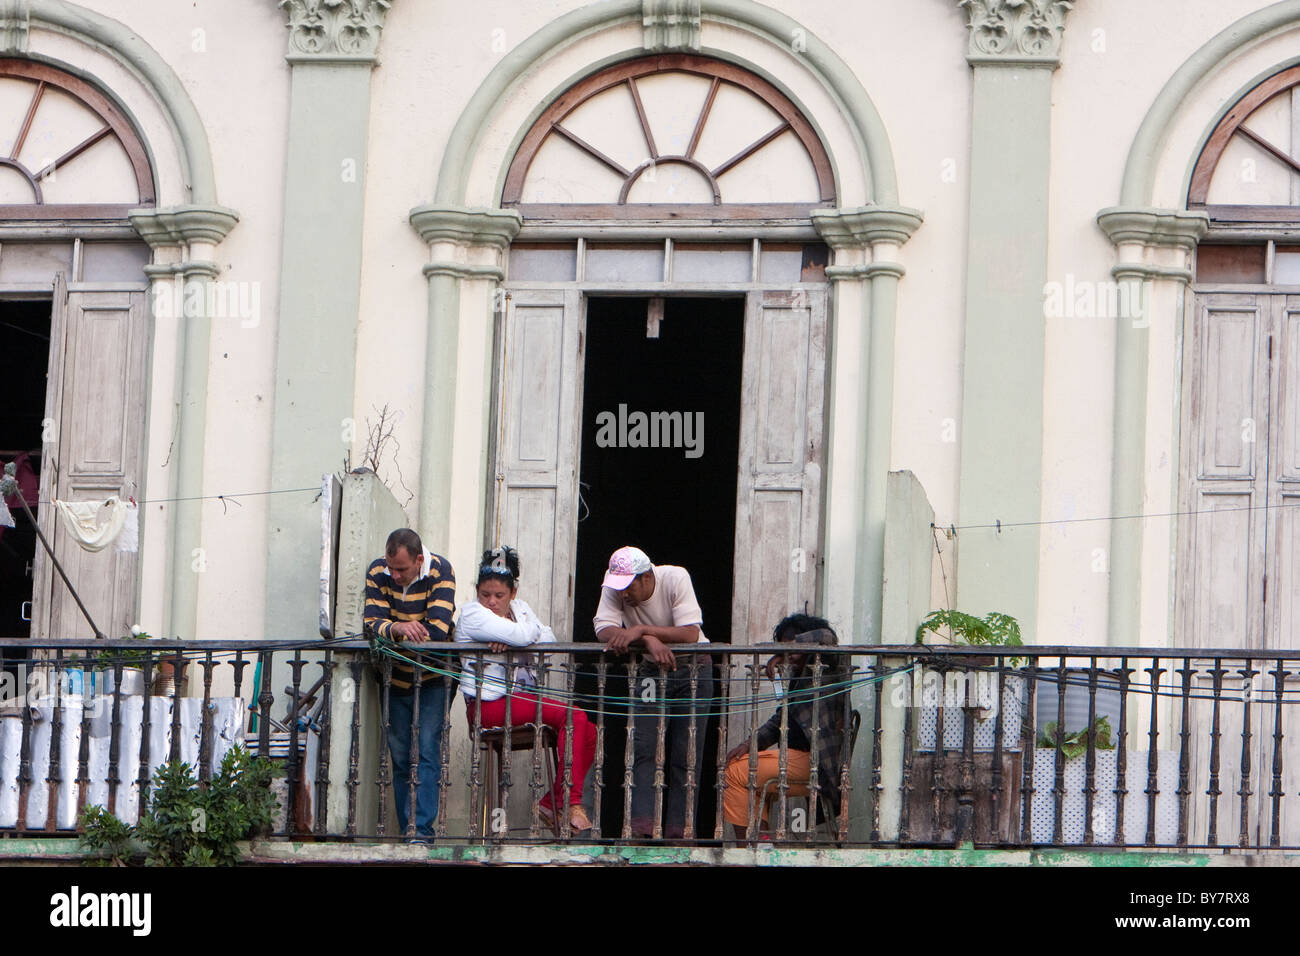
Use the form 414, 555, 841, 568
467, 693, 597, 808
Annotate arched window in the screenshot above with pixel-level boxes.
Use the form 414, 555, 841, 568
1179, 65, 1300, 654
502, 54, 835, 219
0, 58, 154, 218
1190, 64, 1300, 223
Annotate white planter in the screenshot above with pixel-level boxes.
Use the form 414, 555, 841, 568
100, 667, 146, 696
1029, 749, 1180, 845
916, 674, 1026, 752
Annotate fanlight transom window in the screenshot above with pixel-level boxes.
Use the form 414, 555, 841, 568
1190, 65, 1300, 219
503, 55, 836, 219
0, 59, 154, 218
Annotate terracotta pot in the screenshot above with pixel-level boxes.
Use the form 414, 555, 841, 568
152, 659, 189, 696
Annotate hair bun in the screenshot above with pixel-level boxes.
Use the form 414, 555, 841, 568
479, 546, 521, 580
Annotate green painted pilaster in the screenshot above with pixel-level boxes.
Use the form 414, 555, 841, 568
407, 207, 520, 546
1096, 209, 1207, 646
815, 207, 923, 646
265, 1, 389, 643
131, 207, 239, 641
955, 0, 1072, 635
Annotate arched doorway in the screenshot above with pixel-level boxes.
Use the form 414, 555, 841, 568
491, 54, 834, 648
0, 59, 155, 643
1176, 64, 1300, 846
1182, 64, 1300, 653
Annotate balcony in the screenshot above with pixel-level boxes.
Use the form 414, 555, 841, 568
1, 639, 1296, 865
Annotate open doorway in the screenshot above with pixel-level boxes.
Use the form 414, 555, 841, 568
0, 300, 50, 682
572, 295, 744, 837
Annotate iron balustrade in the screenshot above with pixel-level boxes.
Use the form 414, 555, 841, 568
2, 639, 1299, 852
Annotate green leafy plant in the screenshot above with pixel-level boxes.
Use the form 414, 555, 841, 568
1038, 715, 1116, 760
915, 609, 1024, 665
78, 745, 278, 867
77, 805, 134, 867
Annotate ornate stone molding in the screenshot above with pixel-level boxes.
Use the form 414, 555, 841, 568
1097, 208, 1207, 286
409, 206, 522, 250
959, 0, 1073, 66
643, 0, 701, 53
279, 0, 391, 63
1096, 207, 1209, 252
130, 205, 241, 248
812, 206, 925, 250
0, 0, 29, 55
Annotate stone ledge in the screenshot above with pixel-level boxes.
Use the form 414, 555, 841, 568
4, 838, 1297, 867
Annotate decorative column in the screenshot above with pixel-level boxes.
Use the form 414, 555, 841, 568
129, 206, 240, 642
814, 206, 923, 645
1096, 208, 1208, 646
406, 207, 521, 559
955, 0, 1072, 635
265, 0, 390, 643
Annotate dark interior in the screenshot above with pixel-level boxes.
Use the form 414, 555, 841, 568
0, 300, 50, 680
571, 295, 744, 838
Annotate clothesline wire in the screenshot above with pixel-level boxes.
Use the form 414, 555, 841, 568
14, 486, 321, 508
8, 461, 1300, 533
940, 497, 1300, 534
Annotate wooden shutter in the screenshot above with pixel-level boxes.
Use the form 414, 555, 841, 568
488, 289, 584, 641
36, 289, 148, 640
730, 288, 827, 645
1177, 293, 1271, 649
1266, 296, 1300, 649
1180, 291, 1300, 844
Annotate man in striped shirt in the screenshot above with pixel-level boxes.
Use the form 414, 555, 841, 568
364, 528, 456, 841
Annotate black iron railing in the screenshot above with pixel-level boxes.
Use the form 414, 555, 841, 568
2, 639, 1297, 852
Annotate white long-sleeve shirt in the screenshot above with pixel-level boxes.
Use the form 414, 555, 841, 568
454, 599, 555, 700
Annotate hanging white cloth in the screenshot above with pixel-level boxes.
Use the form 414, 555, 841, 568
54, 496, 128, 552
116, 499, 139, 553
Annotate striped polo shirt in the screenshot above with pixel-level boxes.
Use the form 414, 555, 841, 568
364, 550, 456, 691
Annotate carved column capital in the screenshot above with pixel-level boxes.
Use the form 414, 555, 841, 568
643, 0, 700, 53
959, 0, 1073, 67
0, 0, 29, 55
278, 0, 391, 64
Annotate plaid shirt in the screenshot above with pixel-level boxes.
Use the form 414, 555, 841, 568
752, 635, 851, 819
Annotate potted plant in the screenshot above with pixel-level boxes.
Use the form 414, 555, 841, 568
1030, 715, 1127, 843
913, 609, 1026, 752
95, 626, 181, 696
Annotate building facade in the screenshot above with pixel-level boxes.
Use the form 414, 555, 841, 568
1, 1, 1297, 787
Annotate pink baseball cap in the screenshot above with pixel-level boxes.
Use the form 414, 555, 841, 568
602, 546, 653, 590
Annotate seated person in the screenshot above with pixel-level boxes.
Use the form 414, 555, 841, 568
456, 546, 596, 834
723, 613, 849, 836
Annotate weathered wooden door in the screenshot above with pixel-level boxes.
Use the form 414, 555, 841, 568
730, 288, 827, 646
1179, 292, 1300, 846
487, 289, 585, 641
34, 286, 148, 641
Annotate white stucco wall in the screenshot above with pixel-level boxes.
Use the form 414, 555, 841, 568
43, 0, 1297, 648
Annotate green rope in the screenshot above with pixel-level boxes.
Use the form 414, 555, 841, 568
371, 635, 913, 717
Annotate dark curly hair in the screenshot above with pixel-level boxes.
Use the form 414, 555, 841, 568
772, 613, 836, 644
477, 546, 521, 589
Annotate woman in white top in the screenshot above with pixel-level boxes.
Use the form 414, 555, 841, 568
455, 547, 596, 834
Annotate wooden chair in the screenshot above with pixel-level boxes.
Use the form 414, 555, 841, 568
477, 723, 560, 838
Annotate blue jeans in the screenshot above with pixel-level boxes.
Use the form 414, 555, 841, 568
386, 681, 447, 838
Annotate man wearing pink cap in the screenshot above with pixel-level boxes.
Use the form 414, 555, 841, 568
594, 546, 714, 838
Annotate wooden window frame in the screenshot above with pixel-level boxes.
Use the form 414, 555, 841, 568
502, 54, 836, 221
1189, 64, 1300, 221
0, 58, 156, 218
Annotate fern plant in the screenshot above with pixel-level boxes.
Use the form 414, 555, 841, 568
915, 609, 1024, 665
